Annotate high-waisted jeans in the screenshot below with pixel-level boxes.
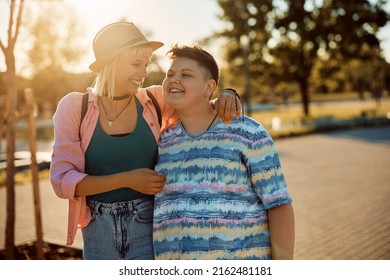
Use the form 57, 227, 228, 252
81, 198, 154, 260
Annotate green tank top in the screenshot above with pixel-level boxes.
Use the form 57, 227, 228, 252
86, 98, 156, 203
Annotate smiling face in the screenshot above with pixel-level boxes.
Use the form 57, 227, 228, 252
114, 53, 151, 96
163, 57, 216, 110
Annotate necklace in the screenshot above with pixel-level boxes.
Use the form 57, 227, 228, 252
182, 113, 218, 134
206, 113, 218, 131
100, 95, 132, 126
103, 94, 131, 101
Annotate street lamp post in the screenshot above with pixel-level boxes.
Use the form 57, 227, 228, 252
240, 34, 251, 116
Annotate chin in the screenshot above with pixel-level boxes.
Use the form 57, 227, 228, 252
167, 99, 185, 110
166, 100, 180, 107
166, 95, 181, 104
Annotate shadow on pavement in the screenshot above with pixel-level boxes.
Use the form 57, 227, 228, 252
322, 125, 390, 145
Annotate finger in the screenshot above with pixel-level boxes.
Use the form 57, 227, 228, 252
144, 168, 165, 177
148, 173, 166, 183
222, 100, 234, 124
142, 184, 163, 195
224, 93, 240, 122
216, 98, 226, 120
225, 94, 237, 123
149, 182, 166, 194
235, 96, 242, 119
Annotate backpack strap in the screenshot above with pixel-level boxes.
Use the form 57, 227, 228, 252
79, 92, 89, 140
146, 89, 162, 127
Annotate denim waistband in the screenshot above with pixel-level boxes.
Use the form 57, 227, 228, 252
87, 198, 153, 215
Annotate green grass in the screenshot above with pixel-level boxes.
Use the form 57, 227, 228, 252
249, 98, 390, 139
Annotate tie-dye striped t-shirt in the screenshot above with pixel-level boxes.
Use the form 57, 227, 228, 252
153, 116, 292, 260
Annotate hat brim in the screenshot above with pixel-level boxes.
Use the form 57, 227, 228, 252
89, 40, 163, 72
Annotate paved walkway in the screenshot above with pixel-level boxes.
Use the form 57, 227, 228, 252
1, 126, 389, 259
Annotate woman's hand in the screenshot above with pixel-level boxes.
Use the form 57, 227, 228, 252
212, 89, 242, 124
75, 168, 166, 197
125, 168, 166, 195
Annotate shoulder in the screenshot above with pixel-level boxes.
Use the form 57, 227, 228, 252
57, 92, 84, 109
229, 116, 268, 136
53, 92, 85, 123
212, 116, 273, 148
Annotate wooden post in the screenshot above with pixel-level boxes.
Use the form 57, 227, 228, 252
5, 89, 16, 260
24, 88, 44, 259
0, 95, 9, 154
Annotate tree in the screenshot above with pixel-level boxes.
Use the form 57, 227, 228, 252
215, 0, 274, 110
216, 0, 389, 116
0, 0, 87, 259
0, 0, 24, 259
274, 0, 388, 115
27, 3, 86, 106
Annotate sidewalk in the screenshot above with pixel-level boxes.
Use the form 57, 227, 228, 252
1, 126, 389, 259
0, 179, 83, 250
276, 126, 390, 259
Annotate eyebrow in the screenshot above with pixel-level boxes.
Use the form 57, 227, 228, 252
167, 68, 195, 73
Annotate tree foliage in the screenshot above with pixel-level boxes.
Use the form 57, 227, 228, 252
26, 2, 87, 106
215, 0, 389, 115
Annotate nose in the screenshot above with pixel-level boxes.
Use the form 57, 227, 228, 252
141, 67, 148, 77
172, 77, 180, 84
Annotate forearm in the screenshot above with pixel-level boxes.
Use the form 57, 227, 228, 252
75, 172, 125, 196
75, 168, 166, 197
268, 203, 295, 260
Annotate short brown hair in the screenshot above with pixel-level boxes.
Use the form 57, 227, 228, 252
166, 44, 219, 84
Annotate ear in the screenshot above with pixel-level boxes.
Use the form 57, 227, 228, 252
205, 79, 217, 99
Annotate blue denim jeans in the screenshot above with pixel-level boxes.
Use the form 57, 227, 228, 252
81, 198, 154, 260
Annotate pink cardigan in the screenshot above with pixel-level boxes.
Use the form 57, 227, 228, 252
50, 86, 175, 245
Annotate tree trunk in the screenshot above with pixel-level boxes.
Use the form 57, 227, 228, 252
25, 89, 44, 259
299, 78, 310, 117
1, 0, 25, 260
5, 56, 17, 260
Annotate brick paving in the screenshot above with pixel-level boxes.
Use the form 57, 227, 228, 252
276, 126, 390, 259
1, 126, 389, 259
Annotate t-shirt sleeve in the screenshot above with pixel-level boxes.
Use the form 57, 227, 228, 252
245, 125, 292, 209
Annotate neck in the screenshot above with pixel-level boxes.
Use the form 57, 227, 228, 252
103, 93, 131, 101
180, 108, 217, 136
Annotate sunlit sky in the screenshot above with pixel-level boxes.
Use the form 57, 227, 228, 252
63, 0, 227, 72
1, 0, 390, 76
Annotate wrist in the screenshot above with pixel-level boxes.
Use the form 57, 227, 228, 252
220, 88, 241, 100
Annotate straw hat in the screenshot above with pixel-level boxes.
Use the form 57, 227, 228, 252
89, 22, 164, 72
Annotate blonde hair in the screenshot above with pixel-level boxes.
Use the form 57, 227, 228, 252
91, 46, 153, 99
